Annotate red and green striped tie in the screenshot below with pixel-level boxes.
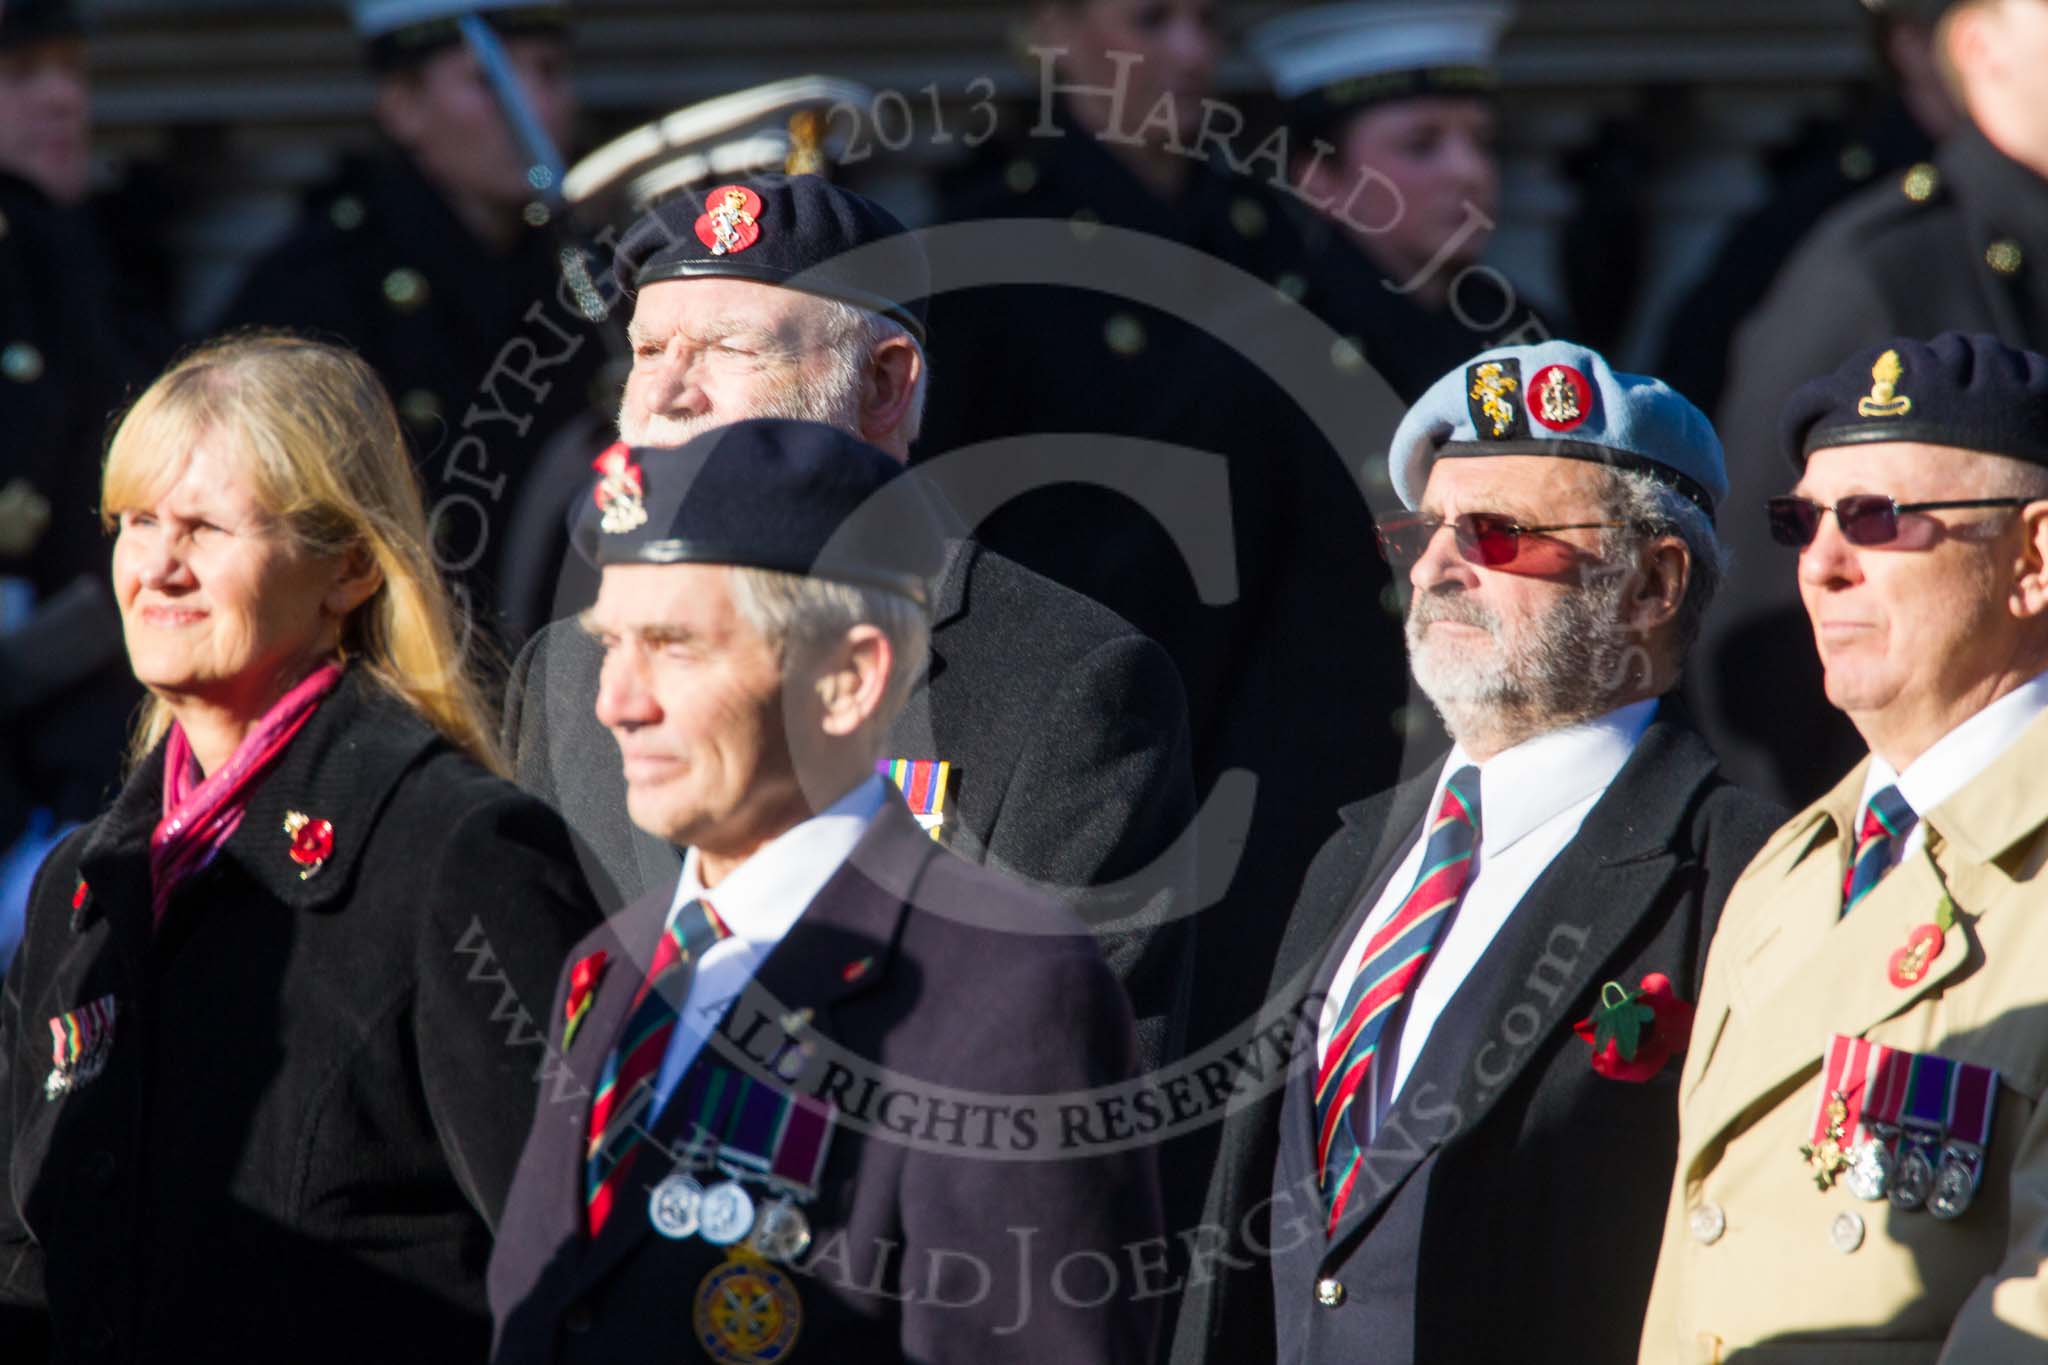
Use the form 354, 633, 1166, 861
584, 897, 729, 1237
1316, 766, 1482, 1233
1843, 785, 1915, 914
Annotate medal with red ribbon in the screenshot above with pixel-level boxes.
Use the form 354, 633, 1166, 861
1930, 1061, 1997, 1220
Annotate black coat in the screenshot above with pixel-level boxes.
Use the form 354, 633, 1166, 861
487, 797, 1163, 1365
211, 151, 616, 628
0, 672, 602, 1363
1176, 708, 1783, 1365
1699, 125, 2048, 808
500, 538, 1198, 1071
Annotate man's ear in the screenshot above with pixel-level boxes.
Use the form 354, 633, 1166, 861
859, 336, 923, 447
814, 625, 894, 738
1626, 534, 1690, 636
374, 75, 425, 149
2009, 500, 2048, 620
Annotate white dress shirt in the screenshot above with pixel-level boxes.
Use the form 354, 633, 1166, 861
1317, 699, 1657, 1141
1855, 668, 2048, 871
647, 775, 890, 1117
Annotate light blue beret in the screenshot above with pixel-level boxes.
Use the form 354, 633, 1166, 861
1387, 340, 1727, 517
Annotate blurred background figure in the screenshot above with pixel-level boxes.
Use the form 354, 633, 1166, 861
1250, 0, 1549, 403
1654, 0, 1962, 415
1695, 0, 2046, 808
916, 0, 1408, 1044
0, 0, 168, 967
211, 0, 612, 640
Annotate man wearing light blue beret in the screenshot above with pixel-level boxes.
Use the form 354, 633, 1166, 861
1241, 341, 1784, 1364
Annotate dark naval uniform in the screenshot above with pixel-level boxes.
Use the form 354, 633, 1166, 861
920, 105, 1410, 1053
1699, 125, 2048, 809
0, 166, 159, 845
213, 151, 614, 628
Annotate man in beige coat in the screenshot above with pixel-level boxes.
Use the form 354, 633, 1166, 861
1641, 330, 2048, 1363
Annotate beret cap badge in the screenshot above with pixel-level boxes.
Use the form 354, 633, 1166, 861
1467, 359, 1526, 440
1529, 364, 1593, 433
1858, 349, 1914, 419
593, 443, 650, 535
696, 185, 764, 257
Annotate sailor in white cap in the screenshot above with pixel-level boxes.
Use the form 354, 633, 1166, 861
1250, 1, 1543, 401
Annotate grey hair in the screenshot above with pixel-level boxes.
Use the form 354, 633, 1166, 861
816, 298, 931, 445
727, 565, 931, 733
1596, 467, 1729, 662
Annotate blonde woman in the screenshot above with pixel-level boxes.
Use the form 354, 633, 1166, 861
0, 334, 600, 1362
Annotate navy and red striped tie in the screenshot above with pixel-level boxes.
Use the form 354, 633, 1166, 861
584, 898, 729, 1236
1843, 786, 1915, 914
1315, 766, 1482, 1233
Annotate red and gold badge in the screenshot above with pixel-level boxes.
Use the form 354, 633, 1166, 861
1528, 364, 1592, 433
696, 185, 765, 257
592, 442, 649, 535
563, 950, 608, 1051
1888, 923, 1945, 989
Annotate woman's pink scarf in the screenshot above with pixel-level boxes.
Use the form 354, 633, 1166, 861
149, 661, 345, 924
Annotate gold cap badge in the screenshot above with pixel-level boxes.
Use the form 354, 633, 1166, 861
1857, 349, 1912, 419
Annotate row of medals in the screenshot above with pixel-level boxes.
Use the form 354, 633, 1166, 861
1813, 1094, 1979, 1219
649, 1167, 813, 1262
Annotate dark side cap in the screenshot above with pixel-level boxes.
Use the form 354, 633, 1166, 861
612, 175, 930, 344
585, 418, 945, 605
0, 0, 83, 49
1781, 332, 2048, 469
351, 1, 567, 72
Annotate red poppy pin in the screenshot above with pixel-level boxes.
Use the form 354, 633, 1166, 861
591, 442, 648, 535
71, 878, 89, 912
562, 950, 608, 1051
695, 185, 763, 256
282, 811, 334, 881
1574, 973, 1695, 1082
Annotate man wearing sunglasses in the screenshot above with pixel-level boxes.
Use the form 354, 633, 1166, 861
1642, 331, 2048, 1363
1251, 341, 1783, 1365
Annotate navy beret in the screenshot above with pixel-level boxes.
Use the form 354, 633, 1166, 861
1389, 339, 1727, 515
612, 175, 930, 344
1781, 332, 2048, 469
586, 418, 945, 605
0, 0, 82, 48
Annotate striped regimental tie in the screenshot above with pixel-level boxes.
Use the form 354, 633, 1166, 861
584, 897, 729, 1237
1842, 785, 1916, 915
1315, 765, 1482, 1234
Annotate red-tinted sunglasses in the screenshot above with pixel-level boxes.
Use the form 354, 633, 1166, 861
1765, 494, 2031, 548
1375, 512, 1625, 567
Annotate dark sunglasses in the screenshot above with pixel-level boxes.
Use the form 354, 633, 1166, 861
1375, 512, 1625, 567
1765, 495, 2032, 549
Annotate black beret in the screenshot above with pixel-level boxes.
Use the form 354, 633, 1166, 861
0, 0, 82, 49
612, 175, 929, 344
586, 418, 945, 605
1780, 332, 2048, 469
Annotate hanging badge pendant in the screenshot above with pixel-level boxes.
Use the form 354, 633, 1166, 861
649, 1172, 705, 1240
697, 1179, 758, 1247
1890, 1137, 1938, 1211
1845, 1136, 1893, 1202
695, 1248, 803, 1364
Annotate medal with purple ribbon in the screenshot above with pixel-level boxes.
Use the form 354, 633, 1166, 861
1891, 1053, 1951, 1212
1930, 1061, 1998, 1220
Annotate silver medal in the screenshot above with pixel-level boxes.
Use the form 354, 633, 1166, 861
1890, 1143, 1937, 1211
1928, 1150, 1978, 1220
696, 1179, 757, 1247
750, 1198, 814, 1263
1844, 1138, 1892, 1202
647, 1173, 704, 1240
